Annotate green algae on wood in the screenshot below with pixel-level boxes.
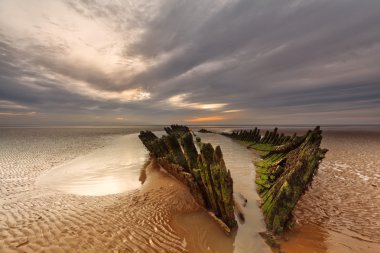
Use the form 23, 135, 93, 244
138, 125, 237, 231
223, 126, 327, 234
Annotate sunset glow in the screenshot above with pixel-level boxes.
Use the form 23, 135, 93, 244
168, 93, 227, 111
185, 116, 226, 122
0, 1, 379, 252
0, 0, 379, 125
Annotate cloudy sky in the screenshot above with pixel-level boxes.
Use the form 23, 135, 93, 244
0, 0, 379, 125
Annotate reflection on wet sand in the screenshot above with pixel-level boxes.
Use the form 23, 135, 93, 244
196, 133, 272, 253
288, 128, 380, 253
281, 223, 380, 253
191, 126, 380, 253
0, 129, 200, 252
1, 127, 379, 252
173, 211, 235, 253
281, 224, 329, 253
36, 133, 148, 196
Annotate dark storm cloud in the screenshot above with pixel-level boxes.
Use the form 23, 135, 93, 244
0, 0, 380, 124
130, 0, 378, 79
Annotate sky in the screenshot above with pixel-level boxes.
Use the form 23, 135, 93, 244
0, 0, 379, 125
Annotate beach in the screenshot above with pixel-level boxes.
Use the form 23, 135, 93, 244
282, 127, 380, 253
0, 127, 197, 252
0, 126, 379, 252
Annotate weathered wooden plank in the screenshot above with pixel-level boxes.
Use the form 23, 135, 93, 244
138, 125, 237, 232
223, 126, 327, 234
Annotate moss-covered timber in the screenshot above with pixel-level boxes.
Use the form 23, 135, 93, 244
138, 125, 237, 231
223, 126, 327, 234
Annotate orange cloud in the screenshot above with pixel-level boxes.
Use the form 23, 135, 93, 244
185, 116, 226, 122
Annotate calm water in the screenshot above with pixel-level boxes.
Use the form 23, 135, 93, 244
32, 129, 272, 252
198, 132, 271, 252
37, 133, 148, 196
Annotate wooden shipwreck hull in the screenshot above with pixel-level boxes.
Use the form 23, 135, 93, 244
138, 125, 237, 231
223, 126, 328, 234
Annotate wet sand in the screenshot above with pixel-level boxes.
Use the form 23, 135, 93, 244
192, 126, 380, 253
283, 127, 380, 253
1, 126, 379, 252
36, 133, 148, 196
196, 133, 271, 253
0, 128, 198, 252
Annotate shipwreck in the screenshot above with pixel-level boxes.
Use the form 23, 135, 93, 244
138, 124, 327, 237
138, 125, 237, 233
223, 126, 327, 234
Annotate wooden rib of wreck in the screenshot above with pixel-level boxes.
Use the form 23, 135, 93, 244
138, 125, 237, 232
223, 126, 328, 234
198, 128, 214, 133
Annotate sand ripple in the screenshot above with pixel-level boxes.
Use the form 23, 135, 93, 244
0, 128, 198, 252
0, 183, 196, 252
294, 130, 380, 244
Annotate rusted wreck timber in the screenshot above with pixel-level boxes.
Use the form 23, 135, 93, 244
223, 126, 328, 234
138, 125, 237, 232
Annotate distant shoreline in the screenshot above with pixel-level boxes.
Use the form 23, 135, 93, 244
1, 124, 379, 128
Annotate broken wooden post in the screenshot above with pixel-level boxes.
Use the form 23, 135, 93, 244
139, 125, 237, 232
223, 126, 327, 234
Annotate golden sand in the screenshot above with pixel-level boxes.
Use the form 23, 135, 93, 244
1, 127, 379, 253
0, 129, 198, 252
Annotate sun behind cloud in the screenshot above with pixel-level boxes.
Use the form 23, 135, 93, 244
185, 116, 226, 122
